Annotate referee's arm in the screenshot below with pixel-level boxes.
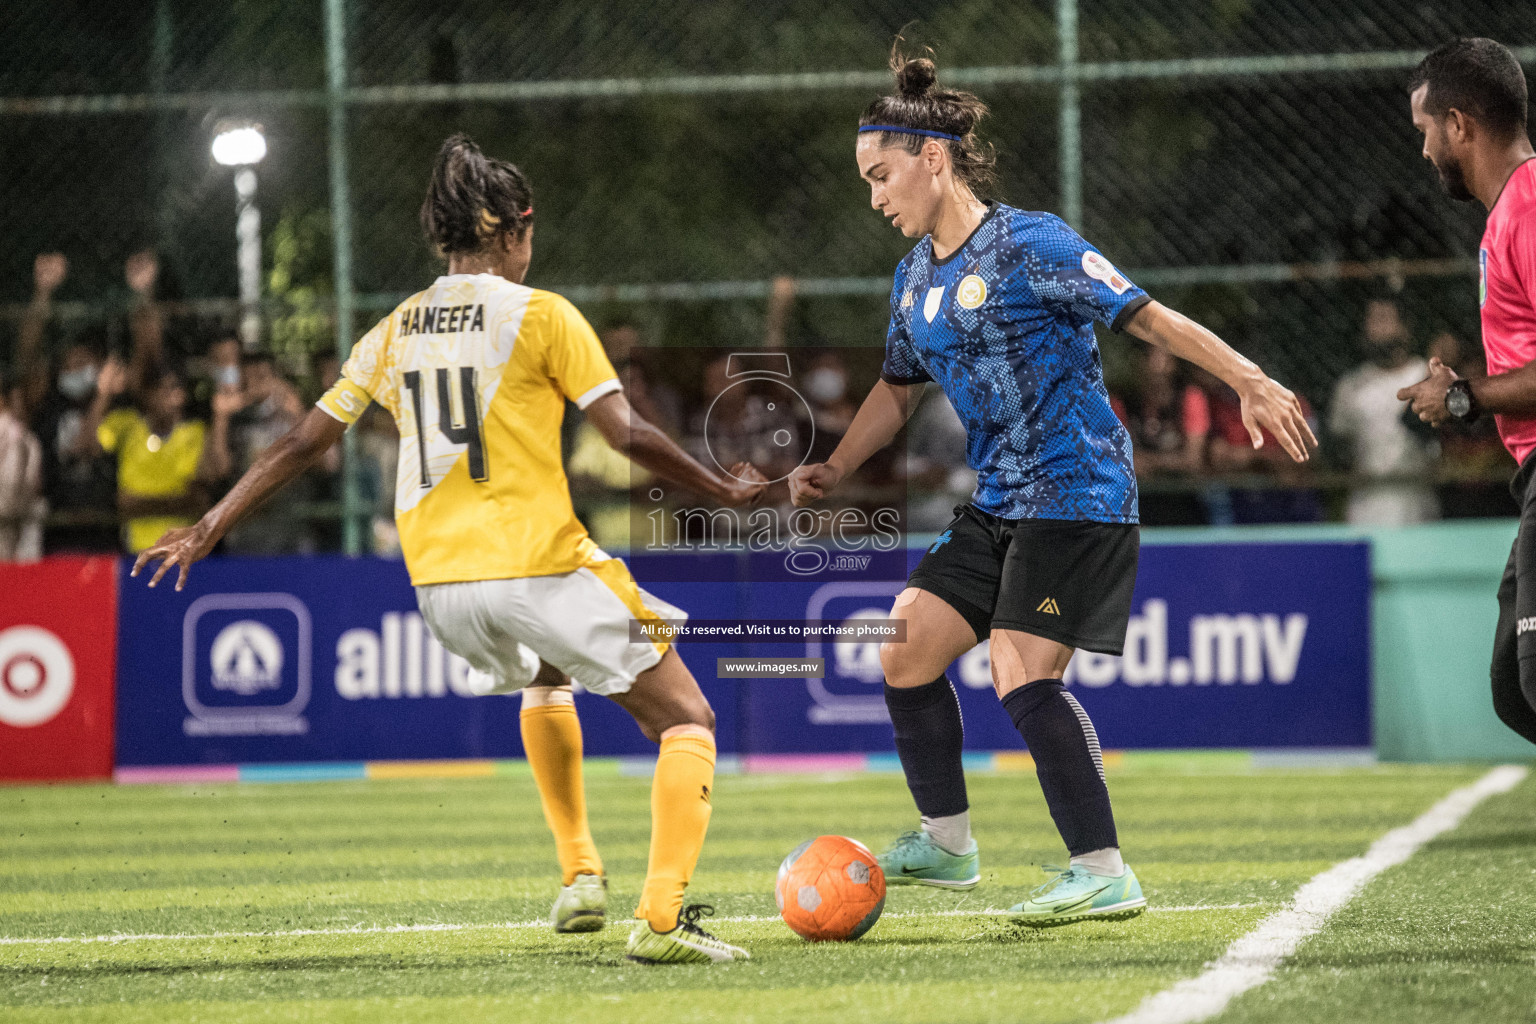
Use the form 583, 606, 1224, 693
1124, 299, 1316, 463
1463, 366, 1536, 414
1398, 356, 1536, 425
1399, 227, 1536, 425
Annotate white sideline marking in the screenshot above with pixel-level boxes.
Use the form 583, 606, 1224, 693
0, 903, 1256, 948
1103, 764, 1529, 1024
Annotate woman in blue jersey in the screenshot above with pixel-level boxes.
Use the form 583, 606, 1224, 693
790, 47, 1315, 927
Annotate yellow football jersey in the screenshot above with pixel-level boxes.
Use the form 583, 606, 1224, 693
318, 273, 620, 585
98, 409, 207, 553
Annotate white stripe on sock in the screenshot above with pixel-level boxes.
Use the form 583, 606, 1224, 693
1062, 691, 1105, 782
946, 677, 965, 744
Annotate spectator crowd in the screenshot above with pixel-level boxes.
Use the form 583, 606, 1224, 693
1109, 295, 1509, 526
0, 254, 1518, 564
0, 251, 381, 562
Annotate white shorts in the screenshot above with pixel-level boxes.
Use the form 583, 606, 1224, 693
414, 557, 686, 698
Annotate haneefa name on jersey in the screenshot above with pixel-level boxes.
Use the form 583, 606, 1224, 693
400, 303, 487, 337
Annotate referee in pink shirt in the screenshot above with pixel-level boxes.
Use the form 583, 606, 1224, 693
1400, 38, 1536, 744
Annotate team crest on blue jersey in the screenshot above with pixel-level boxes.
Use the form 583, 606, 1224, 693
957, 274, 988, 309
1480, 248, 1488, 308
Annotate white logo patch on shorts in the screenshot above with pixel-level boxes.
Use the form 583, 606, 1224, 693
1081, 251, 1132, 295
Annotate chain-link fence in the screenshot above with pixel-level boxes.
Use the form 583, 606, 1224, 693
3, 1, 1534, 549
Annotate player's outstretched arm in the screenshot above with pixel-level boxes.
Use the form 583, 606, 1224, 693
584, 391, 767, 507
1124, 300, 1316, 463
790, 378, 923, 507
132, 408, 348, 590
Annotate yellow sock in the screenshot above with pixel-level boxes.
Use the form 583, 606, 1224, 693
520, 703, 602, 885
635, 731, 716, 932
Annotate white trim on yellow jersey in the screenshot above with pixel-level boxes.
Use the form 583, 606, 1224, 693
318, 273, 621, 585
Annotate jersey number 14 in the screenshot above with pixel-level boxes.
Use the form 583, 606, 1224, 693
402, 367, 488, 487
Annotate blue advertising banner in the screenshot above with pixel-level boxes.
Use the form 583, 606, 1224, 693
115, 556, 744, 765
116, 541, 1369, 766
739, 541, 1372, 752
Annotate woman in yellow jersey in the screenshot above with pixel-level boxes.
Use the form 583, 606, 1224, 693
83, 358, 237, 553
133, 135, 766, 966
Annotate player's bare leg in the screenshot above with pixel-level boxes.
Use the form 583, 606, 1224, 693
991, 628, 1145, 927
882, 589, 980, 690
986, 628, 1073, 698
877, 588, 984, 888
520, 663, 606, 932
606, 647, 748, 963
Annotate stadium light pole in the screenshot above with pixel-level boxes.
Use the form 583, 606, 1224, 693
212, 125, 267, 352
1056, 0, 1082, 229
325, 0, 364, 557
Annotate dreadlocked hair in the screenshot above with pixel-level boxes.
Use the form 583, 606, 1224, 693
419, 133, 534, 257
859, 40, 996, 196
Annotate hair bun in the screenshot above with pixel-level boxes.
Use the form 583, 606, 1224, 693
895, 56, 937, 99
442, 133, 485, 168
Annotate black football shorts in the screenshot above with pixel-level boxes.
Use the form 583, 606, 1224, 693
1491, 449, 1536, 733
907, 504, 1140, 655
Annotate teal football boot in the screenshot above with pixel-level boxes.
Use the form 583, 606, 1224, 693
877, 830, 981, 890
1009, 864, 1146, 927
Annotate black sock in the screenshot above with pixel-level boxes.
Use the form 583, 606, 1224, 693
1001, 680, 1118, 856
885, 676, 968, 818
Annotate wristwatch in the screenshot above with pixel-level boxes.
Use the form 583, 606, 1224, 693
1445, 378, 1479, 424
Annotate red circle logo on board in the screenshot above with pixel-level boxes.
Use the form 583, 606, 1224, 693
0, 627, 76, 728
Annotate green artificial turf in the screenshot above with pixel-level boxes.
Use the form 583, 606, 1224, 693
1214, 763, 1536, 1024
0, 758, 1527, 1024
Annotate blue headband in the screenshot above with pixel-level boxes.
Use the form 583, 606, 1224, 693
858, 124, 962, 142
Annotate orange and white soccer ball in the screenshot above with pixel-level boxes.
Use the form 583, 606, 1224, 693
775, 835, 886, 941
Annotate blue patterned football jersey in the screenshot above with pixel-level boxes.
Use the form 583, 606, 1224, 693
881, 203, 1149, 524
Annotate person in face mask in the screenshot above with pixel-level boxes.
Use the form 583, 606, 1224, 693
57, 356, 98, 404
1328, 297, 1440, 524
203, 335, 244, 394
31, 339, 120, 553
802, 352, 857, 463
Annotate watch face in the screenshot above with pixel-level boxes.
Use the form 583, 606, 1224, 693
1447, 384, 1471, 417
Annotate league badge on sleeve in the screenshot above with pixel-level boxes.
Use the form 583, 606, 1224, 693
1082, 251, 1131, 295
